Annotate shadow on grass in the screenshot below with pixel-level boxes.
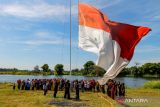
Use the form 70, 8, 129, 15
48, 97, 88, 107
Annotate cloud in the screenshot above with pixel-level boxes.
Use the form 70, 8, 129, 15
24, 40, 62, 46
153, 15, 160, 20
5, 31, 69, 46
0, 3, 70, 21
35, 31, 64, 38
35, 31, 50, 38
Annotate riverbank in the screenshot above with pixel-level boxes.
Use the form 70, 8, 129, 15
0, 83, 159, 107
0, 71, 55, 75
122, 74, 160, 78
0, 71, 83, 76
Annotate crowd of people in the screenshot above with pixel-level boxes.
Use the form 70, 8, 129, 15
14, 78, 125, 100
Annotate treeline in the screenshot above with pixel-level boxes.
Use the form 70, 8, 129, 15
71, 61, 106, 76
0, 62, 160, 77
0, 68, 29, 72
118, 63, 160, 77
0, 61, 105, 76
32, 61, 106, 76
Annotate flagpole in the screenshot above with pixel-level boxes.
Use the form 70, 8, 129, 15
69, 0, 72, 76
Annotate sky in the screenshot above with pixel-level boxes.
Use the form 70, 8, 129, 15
0, 0, 159, 70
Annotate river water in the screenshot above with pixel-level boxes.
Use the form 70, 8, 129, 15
0, 75, 158, 88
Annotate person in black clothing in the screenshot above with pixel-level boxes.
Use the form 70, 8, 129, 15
21, 80, 25, 90
75, 80, 80, 100
13, 83, 16, 90
31, 79, 35, 90
121, 83, 125, 97
119, 83, 122, 96
64, 80, 70, 99
53, 80, 59, 98
117, 81, 121, 96
101, 85, 105, 94
81, 80, 84, 92
96, 81, 100, 92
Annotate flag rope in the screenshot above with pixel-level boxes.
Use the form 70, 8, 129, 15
69, 0, 72, 75
98, 93, 114, 107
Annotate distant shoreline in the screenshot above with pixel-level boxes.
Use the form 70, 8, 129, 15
0, 71, 159, 79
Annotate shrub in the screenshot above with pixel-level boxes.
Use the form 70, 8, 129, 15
144, 80, 160, 89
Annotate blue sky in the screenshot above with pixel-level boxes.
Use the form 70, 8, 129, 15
0, 0, 159, 70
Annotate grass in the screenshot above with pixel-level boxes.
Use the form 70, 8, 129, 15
142, 74, 160, 78
0, 83, 159, 107
144, 80, 160, 89
122, 81, 160, 107
123, 88, 160, 107
0, 83, 116, 107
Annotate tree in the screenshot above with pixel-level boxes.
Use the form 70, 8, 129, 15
157, 63, 160, 77
130, 66, 139, 77
54, 64, 64, 75
33, 65, 40, 72
138, 66, 144, 76
93, 65, 106, 76
118, 68, 130, 77
83, 61, 95, 75
41, 64, 49, 72
142, 63, 158, 75
71, 69, 79, 75
72, 68, 79, 72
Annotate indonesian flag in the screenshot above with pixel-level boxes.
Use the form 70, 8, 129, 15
78, 3, 151, 85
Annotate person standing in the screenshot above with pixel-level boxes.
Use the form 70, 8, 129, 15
81, 80, 84, 92
17, 79, 21, 90
31, 79, 35, 91
27, 79, 31, 90
75, 80, 80, 100
107, 79, 113, 97
121, 83, 125, 97
13, 83, 16, 90
21, 80, 25, 90
116, 81, 121, 97
101, 85, 105, 94
53, 79, 59, 98
64, 80, 70, 99
92, 80, 96, 92
43, 83, 48, 96
111, 82, 116, 99
70, 80, 74, 92
96, 81, 100, 92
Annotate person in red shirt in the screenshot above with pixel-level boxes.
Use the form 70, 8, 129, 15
17, 79, 21, 90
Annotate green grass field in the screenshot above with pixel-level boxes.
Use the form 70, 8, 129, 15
0, 83, 116, 107
0, 83, 159, 107
123, 88, 160, 107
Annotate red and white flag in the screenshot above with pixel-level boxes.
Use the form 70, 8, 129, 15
78, 3, 151, 85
